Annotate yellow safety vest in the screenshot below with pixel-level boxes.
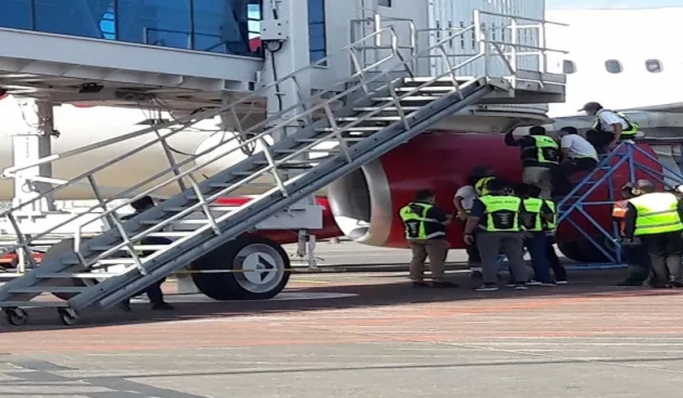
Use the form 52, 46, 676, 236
399, 202, 446, 240
544, 199, 557, 232
474, 176, 494, 196
521, 198, 544, 232
529, 135, 560, 165
593, 110, 639, 137
478, 195, 522, 232
628, 192, 683, 236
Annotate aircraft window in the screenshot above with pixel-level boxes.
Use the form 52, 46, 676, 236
604, 60, 622, 74
562, 60, 576, 74
645, 59, 663, 73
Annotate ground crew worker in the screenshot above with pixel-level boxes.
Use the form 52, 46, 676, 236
471, 166, 496, 197
504, 126, 559, 200
464, 178, 528, 291
579, 102, 639, 153
613, 182, 651, 286
453, 172, 482, 273
623, 180, 683, 288
399, 189, 457, 288
515, 184, 556, 286
118, 195, 174, 312
551, 127, 599, 196
542, 196, 568, 284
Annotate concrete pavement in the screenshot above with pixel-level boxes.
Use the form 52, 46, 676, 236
1, 243, 682, 398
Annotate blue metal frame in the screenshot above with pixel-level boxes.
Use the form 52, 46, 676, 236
557, 141, 683, 269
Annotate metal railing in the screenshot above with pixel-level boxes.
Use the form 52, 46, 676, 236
0, 10, 566, 274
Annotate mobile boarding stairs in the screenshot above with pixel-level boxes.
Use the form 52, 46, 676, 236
0, 10, 566, 325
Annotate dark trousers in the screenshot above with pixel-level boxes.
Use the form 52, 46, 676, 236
622, 242, 651, 284
459, 219, 481, 264
145, 278, 166, 304
553, 157, 598, 196
586, 129, 634, 154
546, 237, 567, 281
640, 231, 683, 287
525, 232, 552, 283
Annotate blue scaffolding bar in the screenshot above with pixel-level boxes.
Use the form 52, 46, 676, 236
556, 140, 683, 269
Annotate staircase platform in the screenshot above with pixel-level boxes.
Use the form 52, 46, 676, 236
0, 27, 263, 112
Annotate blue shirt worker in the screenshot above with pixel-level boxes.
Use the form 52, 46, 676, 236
515, 183, 556, 286
399, 189, 457, 288
464, 178, 529, 292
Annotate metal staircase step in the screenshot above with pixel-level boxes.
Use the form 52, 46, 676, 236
10, 286, 86, 294
353, 106, 421, 112
139, 219, 207, 226
371, 96, 442, 102
403, 76, 473, 85
37, 273, 124, 279
395, 86, 455, 93
315, 126, 383, 132
62, 257, 137, 265
336, 116, 402, 122
254, 156, 334, 165
88, 244, 169, 252
295, 137, 365, 143
0, 301, 69, 308
163, 206, 237, 213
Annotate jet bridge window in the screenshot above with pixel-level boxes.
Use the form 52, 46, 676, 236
645, 59, 663, 73
308, 0, 327, 64
562, 60, 576, 74
604, 60, 623, 74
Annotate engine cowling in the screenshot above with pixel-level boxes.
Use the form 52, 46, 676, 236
327, 131, 664, 251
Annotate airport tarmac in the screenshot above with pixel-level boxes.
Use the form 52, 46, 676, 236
1, 242, 683, 398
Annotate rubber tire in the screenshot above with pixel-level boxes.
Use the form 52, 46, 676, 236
5, 308, 28, 326
558, 238, 615, 263
190, 236, 291, 301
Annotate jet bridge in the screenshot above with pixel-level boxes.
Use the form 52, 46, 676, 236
0, 7, 568, 326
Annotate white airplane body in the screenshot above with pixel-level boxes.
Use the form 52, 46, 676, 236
0, 0, 682, 204
546, 1, 683, 117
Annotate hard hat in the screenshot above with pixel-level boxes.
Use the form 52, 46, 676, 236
675, 185, 683, 194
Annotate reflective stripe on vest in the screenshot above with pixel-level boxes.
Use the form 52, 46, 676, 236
628, 192, 683, 236
529, 135, 560, 165
398, 202, 445, 240
474, 176, 494, 196
544, 199, 557, 231
521, 198, 544, 232
478, 195, 522, 232
593, 110, 639, 137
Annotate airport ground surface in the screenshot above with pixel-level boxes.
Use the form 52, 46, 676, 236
2, 242, 683, 397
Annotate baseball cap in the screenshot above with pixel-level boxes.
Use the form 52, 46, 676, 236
578, 101, 602, 112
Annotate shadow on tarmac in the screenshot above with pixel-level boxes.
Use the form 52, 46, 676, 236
2, 268, 682, 332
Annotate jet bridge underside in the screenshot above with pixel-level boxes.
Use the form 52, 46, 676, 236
0, 27, 263, 112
